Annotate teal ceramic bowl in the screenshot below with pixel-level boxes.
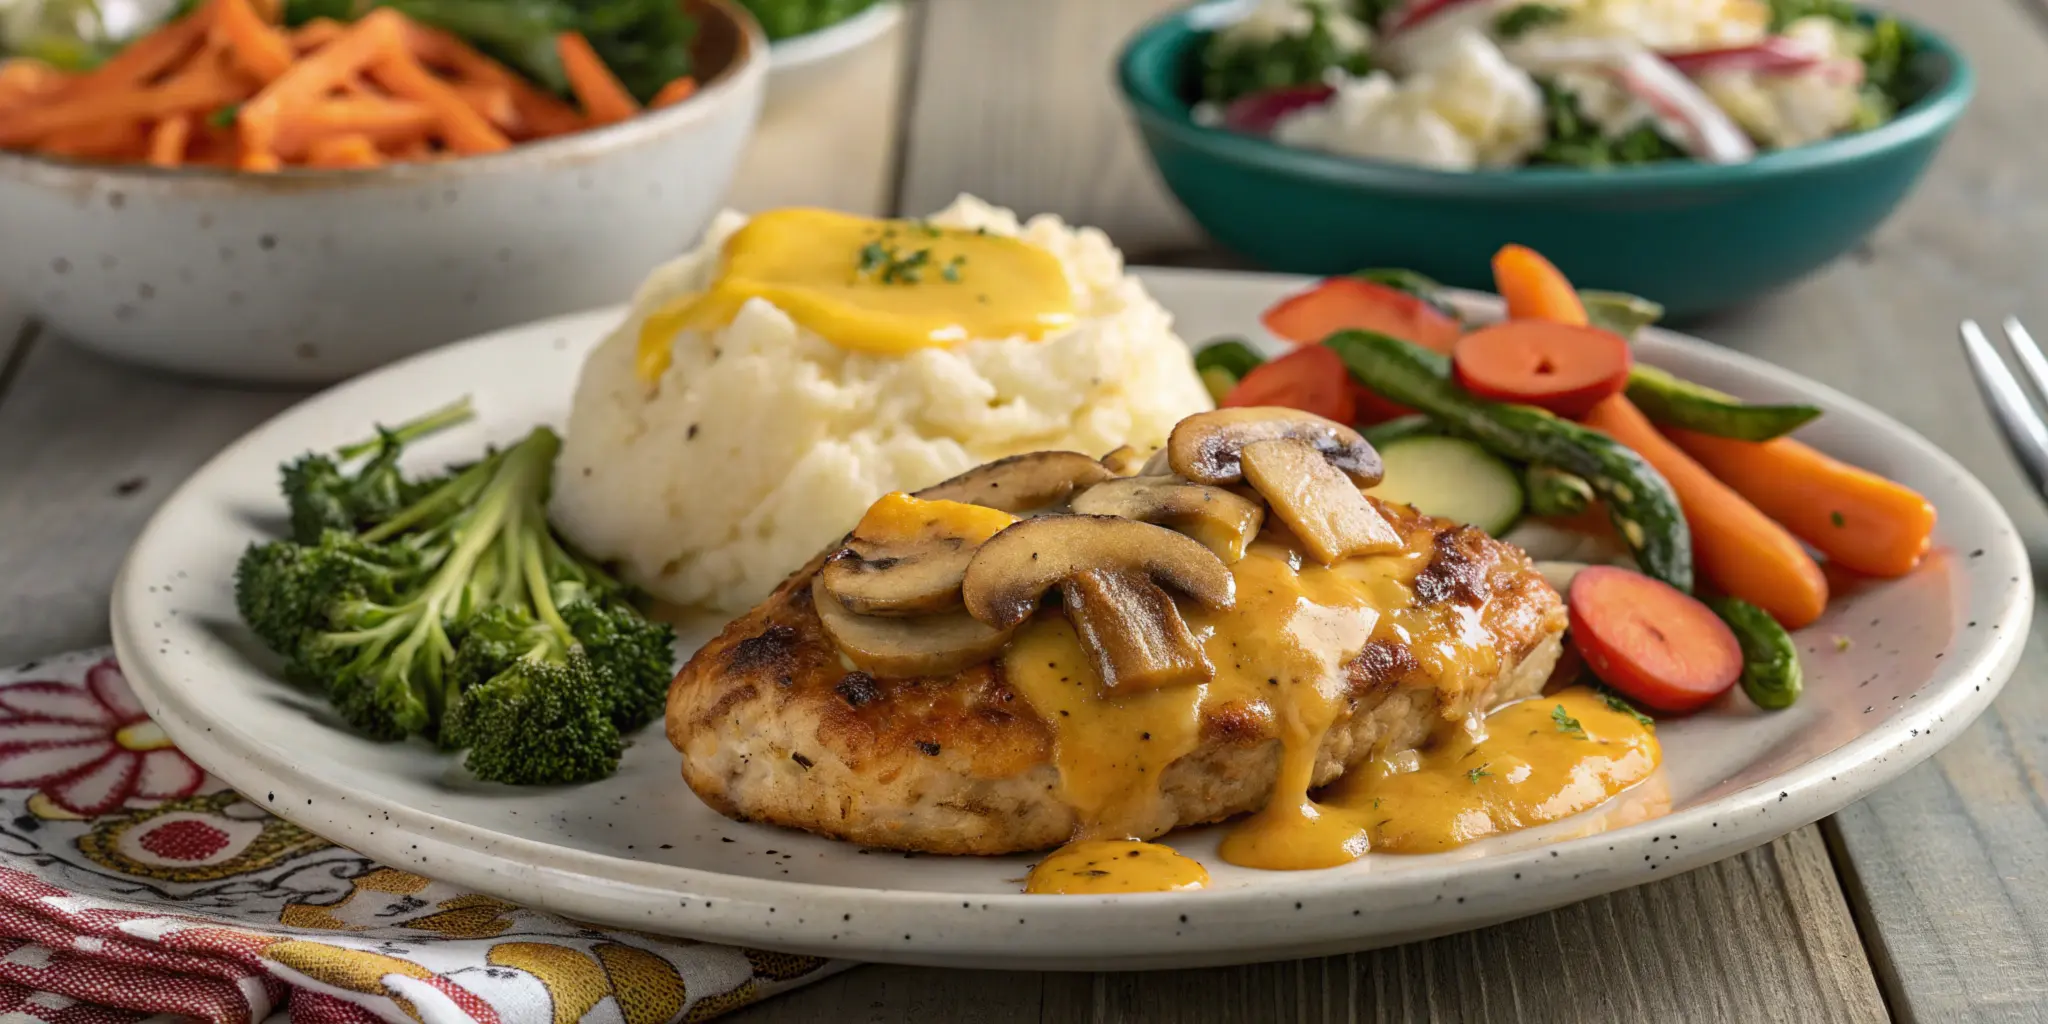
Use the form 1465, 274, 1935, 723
1116, 3, 1974, 319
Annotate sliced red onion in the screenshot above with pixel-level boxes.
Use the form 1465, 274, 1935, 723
1382, 0, 1491, 36
1663, 37, 1826, 77
1221, 83, 1337, 135
1507, 37, 1756, 164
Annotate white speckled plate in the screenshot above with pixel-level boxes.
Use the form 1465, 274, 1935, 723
110, 268, 2030, 970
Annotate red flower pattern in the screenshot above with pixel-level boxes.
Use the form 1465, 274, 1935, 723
0, 659, 206, 816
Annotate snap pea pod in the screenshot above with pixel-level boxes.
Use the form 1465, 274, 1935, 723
1525, 464, 1594, 517
1354, 268, 1462, 321
1192, 338, 1265, 404
1710, 596, 1803, 710
1625, 365, 1823, 442
1324, 330, 1693, 591
1580, 290, 1665, 339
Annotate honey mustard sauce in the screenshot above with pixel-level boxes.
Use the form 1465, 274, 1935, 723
1025, 840, 1210, 895
1007, 531, 1663, 890
635, 209, 1078, 379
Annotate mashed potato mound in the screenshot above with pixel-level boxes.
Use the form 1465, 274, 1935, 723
552, 195, 1214, 612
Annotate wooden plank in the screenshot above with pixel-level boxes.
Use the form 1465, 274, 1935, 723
0, 337, 299, 664
736, 829, 1884, 1023
725, 11, 912, 217
893, 0, 1202, 254
1690, 0, 2048, 1019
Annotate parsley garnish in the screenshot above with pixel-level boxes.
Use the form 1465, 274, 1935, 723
208, 104, 240, 129
1552, 704, 1586, 738
855, 238, 940, 285
1830, 510, 1847, 527
1494, 3, 1569, 40
941, 255, 965, 282
1601, 691, 1655, 727
1466, 763, 1492, 783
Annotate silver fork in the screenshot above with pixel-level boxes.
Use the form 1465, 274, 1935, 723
1961, 317, 2048, 495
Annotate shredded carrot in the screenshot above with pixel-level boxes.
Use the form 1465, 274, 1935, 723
147, 114, 193, 166
0, 59, 69, 111
306, 132, 382, 167
651, 76, 697, 108
275, 96, 436, 157
555, 31, 638, 125
364, 48, 509, 155
60, 9, 211, 99
1, 3, 679, 169
452, 82, 518, 131
212, 0, 295, 82
291, 18, 347, 51
239, 9, 406, 167
404, 24, 582, 137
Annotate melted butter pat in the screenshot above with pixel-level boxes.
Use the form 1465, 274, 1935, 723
1025, 840, 1210, 894
1326, 688, 1660, 853
636, 208, 1077, 378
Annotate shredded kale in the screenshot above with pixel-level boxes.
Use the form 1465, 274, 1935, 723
737, 0, 880, 41
1199, 4, 1372, 105
1765, 0, 1857, 31
1528, 78, 1687, 169
1493, 4, 1569, 41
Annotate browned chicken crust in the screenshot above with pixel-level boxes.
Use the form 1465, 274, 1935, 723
665, 503, 1567, 855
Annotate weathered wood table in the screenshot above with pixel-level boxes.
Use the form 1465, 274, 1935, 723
2, 1, 2043, 1019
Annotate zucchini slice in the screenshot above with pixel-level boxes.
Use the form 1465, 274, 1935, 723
1368, 436, 1525, 536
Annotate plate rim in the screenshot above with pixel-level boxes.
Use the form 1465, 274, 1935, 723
109, 267, 2033, 967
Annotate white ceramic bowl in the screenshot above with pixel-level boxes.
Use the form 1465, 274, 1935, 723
761, 1, 901, 114
0, 0, 767, 385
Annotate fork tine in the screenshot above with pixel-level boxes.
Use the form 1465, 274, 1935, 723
1960, 319, 2048, 494
2004, 317, 2048, 405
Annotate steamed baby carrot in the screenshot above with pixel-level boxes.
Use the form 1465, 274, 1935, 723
1583, 395, 1829, 628
0, 59, 67, 111
1664, 429, 1936, 578
365, 48, 510, 154
1494, 245, 1590, 326
555, 31, 638, 125
147, 114, 193, 166
651, 76, 697, 108
41, 119, 146, 159
213, 0, 294, 82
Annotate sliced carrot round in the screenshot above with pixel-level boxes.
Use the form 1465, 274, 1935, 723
1568, 566, 1743, 714
1453, 321, 1632, 418
1221, 343, 1355, 424
1261, 277, 1464, 353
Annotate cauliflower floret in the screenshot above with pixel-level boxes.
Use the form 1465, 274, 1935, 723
1276, 29, 1545, 170
1563, 0, 1770, 51
1213, 0, 1373, 55
1275, 72, 1477, 169
1698, 17, 1865, 148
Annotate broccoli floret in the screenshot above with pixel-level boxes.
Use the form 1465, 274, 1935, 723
560, 598, 676, 731
283, 397, 475, 542
445, 652, 622, 785
234, 407, 677, 786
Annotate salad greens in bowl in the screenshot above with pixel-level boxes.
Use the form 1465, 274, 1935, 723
1116, 0, 1973, 317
